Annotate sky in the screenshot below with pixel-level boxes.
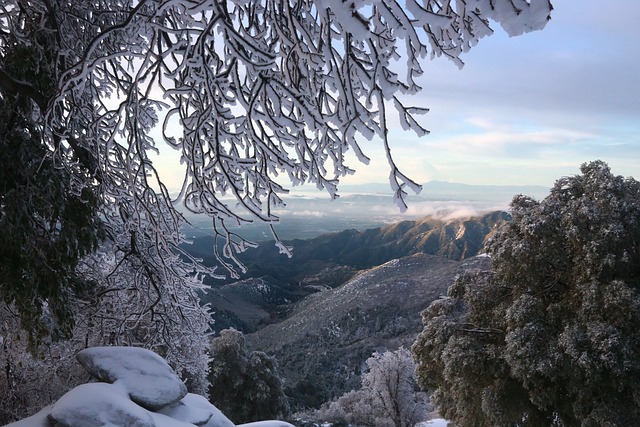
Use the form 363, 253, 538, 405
340, 0, 640, 188
152, 0, 640, 192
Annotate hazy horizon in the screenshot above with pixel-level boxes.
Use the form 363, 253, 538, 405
180, 180, 549, 242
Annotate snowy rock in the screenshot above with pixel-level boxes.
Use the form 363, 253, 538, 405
149, 412, 202, 427
158, 393, 224, 426
76, 346, 187, 410
4, 406, 52, 427
158, 398, 212, 425
157, 393, 234, 427
236, 422, 296, 427
47, 382, 154, 427
8, 345, 299, 427
417, 419, 449, 427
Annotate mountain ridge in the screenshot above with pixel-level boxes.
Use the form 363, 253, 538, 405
191, 210, 510, 287
335, 180, 549, 201
195, 211, 510, 335
185, 212, 514, 409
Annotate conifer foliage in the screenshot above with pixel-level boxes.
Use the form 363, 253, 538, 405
208, 329, 289, 423
412, 161, 640, 426
0, 33, 105, 344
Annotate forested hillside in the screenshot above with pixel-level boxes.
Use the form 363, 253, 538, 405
192, 211, 509, 334
247, 254, 492, 410
184, 212, 509, 410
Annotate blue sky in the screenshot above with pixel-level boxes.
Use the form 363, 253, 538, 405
343, 0, 640, 188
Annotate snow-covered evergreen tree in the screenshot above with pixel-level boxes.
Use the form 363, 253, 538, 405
413, 161, 640, 426
208, 329, 289, 423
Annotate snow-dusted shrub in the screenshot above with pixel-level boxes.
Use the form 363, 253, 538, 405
209, 329, 289, 423
362, 348, 430, 427
0, 304, 88, 423
304, 348, 430, 427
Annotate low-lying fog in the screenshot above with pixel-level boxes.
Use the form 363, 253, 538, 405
181, 181, 549, 242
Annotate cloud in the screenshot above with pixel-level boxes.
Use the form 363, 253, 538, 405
370, 0, 640, 187
426, 122, 596, 156
409, 202, 507, 218
362, 199, 511, 221
287, 210, 328, 218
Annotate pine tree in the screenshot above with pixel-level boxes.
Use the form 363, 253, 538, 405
413, 161, 640, 426
208, 329, 289, 423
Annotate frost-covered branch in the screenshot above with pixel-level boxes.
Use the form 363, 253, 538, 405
0, 0, 552, 396
0, 0, 552, 275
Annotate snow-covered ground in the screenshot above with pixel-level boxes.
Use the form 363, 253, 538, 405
417, 419, 449, 427
6, 346, 295, 427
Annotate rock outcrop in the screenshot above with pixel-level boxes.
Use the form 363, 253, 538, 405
76, 346, 188, 411
8, 346, 294, 427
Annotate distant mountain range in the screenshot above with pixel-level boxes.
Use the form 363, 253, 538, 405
190, 210, 509, 289
180, 180, 548, 241
418, 180, 548, 200
187, 211, 512, 409
338, 180, 549, 201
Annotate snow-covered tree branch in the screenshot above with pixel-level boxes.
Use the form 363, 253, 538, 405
3, 0, 553, 270
0, 0, 552, 411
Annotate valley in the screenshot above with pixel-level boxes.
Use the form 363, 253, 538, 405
182, 204, 522, 409
180, 182, 548, 410
179, 182, 547, 410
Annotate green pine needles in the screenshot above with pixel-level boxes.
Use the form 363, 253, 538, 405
413, 161, 640, 426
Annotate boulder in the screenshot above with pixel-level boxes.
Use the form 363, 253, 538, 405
158, 393, 235, 427
76, 346, 187, 410
47, 382, 154, 427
